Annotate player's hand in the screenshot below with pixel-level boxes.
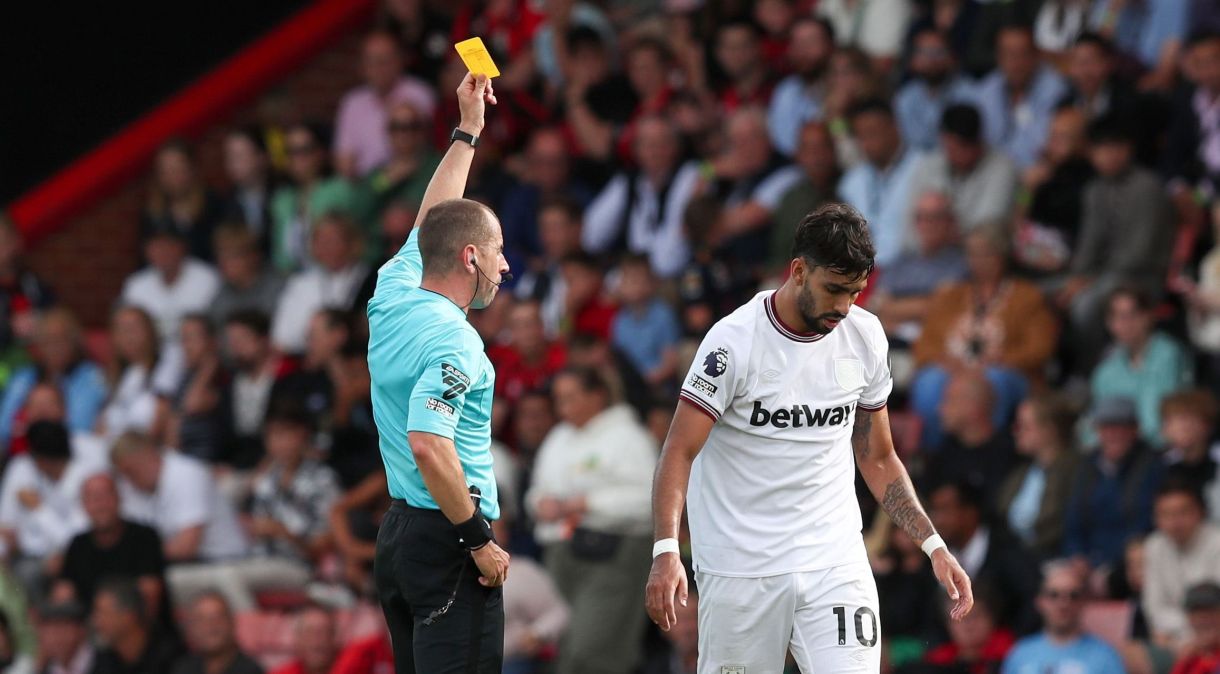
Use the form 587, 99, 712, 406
471, 541, 510, 587
456, 72, 497, 136
645, 551, 687, 632
931, 548, 974, 620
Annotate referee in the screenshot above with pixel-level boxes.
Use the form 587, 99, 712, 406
367, 72, 511, 674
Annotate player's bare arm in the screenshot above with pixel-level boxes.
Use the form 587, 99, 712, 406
413, 72, 497, 226
852, 407, 974, 620
645, 402, 715, 631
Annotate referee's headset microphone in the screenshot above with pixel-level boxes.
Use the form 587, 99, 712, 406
459, 255, 513, 310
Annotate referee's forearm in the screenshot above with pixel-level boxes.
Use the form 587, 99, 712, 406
416, 134, 478, 225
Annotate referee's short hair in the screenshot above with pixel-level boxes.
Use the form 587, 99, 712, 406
419, 199, 498, 277
791, 203, 876, 281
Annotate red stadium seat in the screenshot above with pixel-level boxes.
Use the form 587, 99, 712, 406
1080, 600, 1134, 650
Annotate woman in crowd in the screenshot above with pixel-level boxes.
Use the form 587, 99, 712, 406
98, 306, 180, 440
152, 314, 225, 461
140, 139, 225, 262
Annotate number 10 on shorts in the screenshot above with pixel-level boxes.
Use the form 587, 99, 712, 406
832, 606, 878, 647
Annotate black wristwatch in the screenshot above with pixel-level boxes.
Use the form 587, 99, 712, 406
450, 127, 480, 148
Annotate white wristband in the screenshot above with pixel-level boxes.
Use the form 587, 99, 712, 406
652, 538, 680, 558
921, 534, 947, 558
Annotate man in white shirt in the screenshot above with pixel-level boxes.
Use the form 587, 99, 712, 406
1143, 481, 1220, 649
120, 224, 220, 345
271, 213, 371, 354
109, 431, 248, 565
646, 203, 972, 673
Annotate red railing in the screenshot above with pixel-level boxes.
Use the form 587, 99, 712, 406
7, 0, 375, 245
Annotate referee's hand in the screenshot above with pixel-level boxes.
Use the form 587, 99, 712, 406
645, 552, 687, 631
472, 541, 510, 587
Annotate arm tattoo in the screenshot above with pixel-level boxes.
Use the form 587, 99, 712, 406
852, 410, 873, 460
881, 477, 935, 543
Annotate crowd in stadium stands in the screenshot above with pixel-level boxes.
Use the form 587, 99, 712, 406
8, 0, 1220, 672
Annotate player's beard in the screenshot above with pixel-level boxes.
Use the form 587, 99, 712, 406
797, 282, 846, 335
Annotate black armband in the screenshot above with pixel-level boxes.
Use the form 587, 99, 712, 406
455, 509, 493, 550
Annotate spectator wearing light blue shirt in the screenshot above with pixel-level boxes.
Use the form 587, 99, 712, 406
768, 16, 835, 157
1003, 559, 1126, 674
894, 27, 976, 152
610, 255, 680, 390
1091, 0, 1190, 91
838, 98, 923, 267
969, 25, 1068, 168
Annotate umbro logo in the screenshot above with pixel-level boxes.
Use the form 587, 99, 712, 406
749, 401, 855, 428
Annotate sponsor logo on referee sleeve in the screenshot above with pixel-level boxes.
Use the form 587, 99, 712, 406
440, 363, 470, 400
425, 397, 455, 417
686, 373, 719, 396
703, 347, 729, 378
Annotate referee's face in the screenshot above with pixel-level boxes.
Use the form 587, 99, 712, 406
471, 219, 509, 310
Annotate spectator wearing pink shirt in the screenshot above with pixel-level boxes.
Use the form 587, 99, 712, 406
332, 29, 437, 179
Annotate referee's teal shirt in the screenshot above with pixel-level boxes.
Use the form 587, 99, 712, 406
366, 226, 499, 520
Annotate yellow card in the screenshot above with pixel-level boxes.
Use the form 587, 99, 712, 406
454, 37, 501, 78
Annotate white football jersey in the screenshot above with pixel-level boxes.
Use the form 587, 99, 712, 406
679, 291, 892, 577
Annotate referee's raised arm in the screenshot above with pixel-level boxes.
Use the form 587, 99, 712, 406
415, 72, 497, 226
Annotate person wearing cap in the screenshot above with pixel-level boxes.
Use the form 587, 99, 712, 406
119, 221, 221, 345
36, 599, 93, 674
1143, 481, 1220, 651
1171, 582, 1220, 674
0, 421, 104, 597
1063, 396, 1164, 571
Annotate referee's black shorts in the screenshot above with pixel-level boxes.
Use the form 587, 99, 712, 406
374, 500, 504, 674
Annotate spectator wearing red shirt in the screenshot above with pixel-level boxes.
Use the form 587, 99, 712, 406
488, 300, 566, 407
903, 591, 1014, 674
330, 632, 394, 674
1172, 582, 1220, 674
713, 21, 776, 114
269, 605, 339, 674
559, 253, 616, 341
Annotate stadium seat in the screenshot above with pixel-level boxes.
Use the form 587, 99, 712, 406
1080, 600, 1134, 650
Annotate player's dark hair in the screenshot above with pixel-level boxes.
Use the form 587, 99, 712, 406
96, 577, 148, 626
791, 203, 876, 281
27, 421, 71, 461
1073, 31, 1114, 57
225, 308, 271, 337
418, 199, 498, 277
939, 104, 983, 144
556, 365, 611, 399
1155, 478, 1207, 513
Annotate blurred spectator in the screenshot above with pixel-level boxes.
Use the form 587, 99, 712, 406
0, 219, 52, 390
1160, 389, 1220, 518
1090, 287, 1193, 443
1091, 0, 1189, 92
565, 333, 651, 420
559, 253, 616, 340
377, 0, 451, 82
328, 469, 387, 594
1001, 560, 1125, 673
514, 197, 583, 337
1163, 32, 1220, 202
110, 432, 249, 567
897, 589, 1015, 674
997, 396, 1081, 561
909, 104, 1019, 238
1032, 0, 1091, 61
711, 20, 773, 112
271, 214, 372, 355
1143, 481, 1220, 649
1012, 107, 1093, 282
502, 550, 569, 674
268, 605, 338, 674
7, 385, 106, 467
923, 371, 1018, 497
98, 306, 182, 441
0, 309, 106, 449
533, 1, 616, 89
768, 121, 842, 272
89, 578, 181, 674
911, 231, 1056, 448
1061, 118, 1175, 366
220, 128, 275, 255
488, 300, 567, 409
610, 256, 679, 389
822, 47, 887, 167
55, 474, 172, 644
36, 598, 92, 674
0, 422, 101, 596
676, 196, 740, 341
872, 529, 943, 665
361, 100, 438, 235
927, 481, 1041, 636
1171, 582, 1220, 674
500, 129, 593, 274
220, 310, 289, 470
895, 27, 975, 153
0, 610, 32, 674
768, 16, 836, 157
120, 224, 220, 345
561, 27, 639, 164
210, 406, 339, 610
170, 592, 262, 674
327, 627, 393, 674
269, 123, 363, 273
969, 25, 1069, 168
505, 389, 557, 558
816, 0, 911, 70
208, 224, 284, 329
1187, 200, 1220, 381
153, 315, 223, 462
1064, 397, 1163, 570
839, 98, 923, 266
640, 589, 697, 674
526, 367, 656, 674
333, 29, 435, 179
705, 107, 804, 267
583, 115, 698, 279
139, 140, 225, 263
869, 191, 967, 340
